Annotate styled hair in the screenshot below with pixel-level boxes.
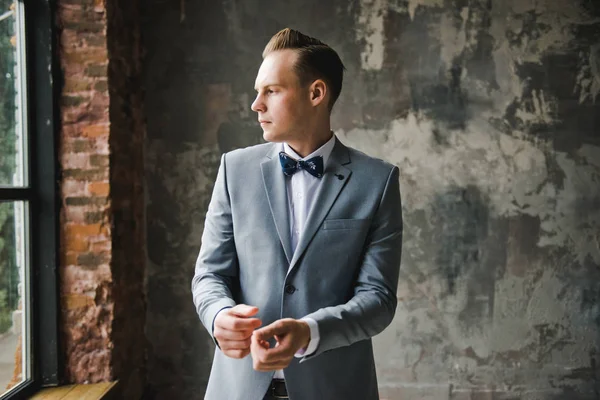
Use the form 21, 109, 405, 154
263, 28, 346, 111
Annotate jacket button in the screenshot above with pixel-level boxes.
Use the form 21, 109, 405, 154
285, 284, 296, 294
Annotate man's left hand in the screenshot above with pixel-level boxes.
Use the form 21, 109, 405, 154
250, 318, 310, 371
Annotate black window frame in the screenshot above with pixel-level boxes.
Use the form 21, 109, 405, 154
0, 0, 60, 398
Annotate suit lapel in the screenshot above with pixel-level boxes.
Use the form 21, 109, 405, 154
261, 144, 293, 263
288, 138, 352, 272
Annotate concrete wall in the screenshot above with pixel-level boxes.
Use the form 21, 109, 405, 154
142, 1, 600, 398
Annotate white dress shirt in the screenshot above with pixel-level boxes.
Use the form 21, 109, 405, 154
273, 134, 336, 379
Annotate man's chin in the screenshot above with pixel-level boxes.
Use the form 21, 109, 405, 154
263, 131, 284, 143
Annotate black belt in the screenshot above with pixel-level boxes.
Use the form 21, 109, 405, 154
267, 379, 288, 399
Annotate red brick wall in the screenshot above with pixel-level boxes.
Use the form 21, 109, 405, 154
56, 0, 146, 396
58, 0, 113, 384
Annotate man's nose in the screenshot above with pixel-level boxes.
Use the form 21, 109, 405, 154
251, 95, 265, 113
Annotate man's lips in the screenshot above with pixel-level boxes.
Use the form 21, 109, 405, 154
259, 120, 271, 125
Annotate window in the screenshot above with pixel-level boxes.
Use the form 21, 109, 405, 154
0, 0, 58, 398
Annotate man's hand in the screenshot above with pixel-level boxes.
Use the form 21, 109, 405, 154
214, 304, 262, 359
250, 318, 311, 371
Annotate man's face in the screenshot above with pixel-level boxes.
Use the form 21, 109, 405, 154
251, 49, 311, 143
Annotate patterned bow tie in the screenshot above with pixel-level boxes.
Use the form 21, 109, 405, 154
279, 152, 324, 178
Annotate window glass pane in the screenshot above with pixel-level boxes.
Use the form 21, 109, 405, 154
0, 201, 28, 395
0, 0, 26, 187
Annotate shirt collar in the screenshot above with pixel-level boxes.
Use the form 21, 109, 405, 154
282, 133, 336, 167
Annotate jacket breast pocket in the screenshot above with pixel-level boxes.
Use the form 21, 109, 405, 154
322, 218, 369, 231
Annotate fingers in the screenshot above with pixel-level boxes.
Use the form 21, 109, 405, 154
250, 333, 295, 371
250, 319, 312, 371
230, 304, 259, 318
217, 332, 253, 359
256, 333, 296, 359
214, 304, 261, 360
250, 335, 293, 371
218, 335, 253, 359
253, 319, 292, 340
218, 313, 262, 331
226, 317, 262, 331
214, 326, 253, 341
215, 310, 262, 332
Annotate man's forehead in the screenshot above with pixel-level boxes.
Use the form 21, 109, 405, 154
254, 50, 299, 89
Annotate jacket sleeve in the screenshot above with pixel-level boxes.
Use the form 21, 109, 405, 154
301, 166, 403, 360
191, 153, 237, 343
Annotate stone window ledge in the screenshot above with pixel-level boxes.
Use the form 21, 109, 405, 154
29, 382, 118, 399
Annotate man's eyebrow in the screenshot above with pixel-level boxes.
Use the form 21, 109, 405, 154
254, 83, 283, 91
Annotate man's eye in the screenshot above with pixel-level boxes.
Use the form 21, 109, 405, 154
266, 90, 274, 94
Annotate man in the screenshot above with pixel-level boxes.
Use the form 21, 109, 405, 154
192, 28, 403, 400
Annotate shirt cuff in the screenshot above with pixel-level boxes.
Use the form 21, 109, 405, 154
294, 317, 319, 358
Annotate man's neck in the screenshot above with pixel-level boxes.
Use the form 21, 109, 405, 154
286, 129, 333, 158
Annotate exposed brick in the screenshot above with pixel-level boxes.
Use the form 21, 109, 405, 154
63, 21, 105, 33
60, 29, 86, 48
94, 80, 108, 92
64, 223, 106, 239
64, 207, 87, 224
85, 211, 106, 224
61, 7, 105, 23
57, 0, 145, 393
85, 64, 107, 77
61, 264, 112, 294
83, 34, 106, 47
64, 293, 95, 310
63, 122, 107, 137
64, 78, 92, 93
62, 47, 108, 65
63, 95, 88, 107
82, 124, 109, 138
62, 153, 90, 169
63, 168, 108, 181
63, 106, 108, 124
62, 179, 87, 196
93, 0, 105, 12
95, 139, 109, 154
65, 196, 109, 206
89, 181, 110, 196
91, 240, 111, 252
90, 154, 109, 168
64, 252, 79, 266
62, 233, 90, 253
89, 92, 110, 109
65, 138, 95, 153
77, 252, 109, 268
61, 60, 87, 76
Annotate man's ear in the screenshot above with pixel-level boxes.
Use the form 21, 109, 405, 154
310, 79, 327, 106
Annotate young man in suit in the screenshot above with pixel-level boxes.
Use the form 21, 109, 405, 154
192, 28, 403, 400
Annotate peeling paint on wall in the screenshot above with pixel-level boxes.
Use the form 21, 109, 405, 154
356, 0, 388, 70
407, 0, 444, 21
576, 44, 600, 104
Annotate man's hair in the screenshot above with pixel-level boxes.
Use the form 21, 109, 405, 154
263, 28, 346, 111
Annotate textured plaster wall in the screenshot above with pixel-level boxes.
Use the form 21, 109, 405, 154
142, 1, 600, 398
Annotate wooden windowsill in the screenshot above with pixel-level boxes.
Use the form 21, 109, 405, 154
29, 382, 118, 400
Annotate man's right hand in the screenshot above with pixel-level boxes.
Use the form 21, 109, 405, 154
213, 304, 262, 359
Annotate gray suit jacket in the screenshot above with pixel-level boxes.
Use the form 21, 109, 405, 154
192, 137, 403, 400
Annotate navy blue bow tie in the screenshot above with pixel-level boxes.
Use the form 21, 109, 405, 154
279, 152, 324, 178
